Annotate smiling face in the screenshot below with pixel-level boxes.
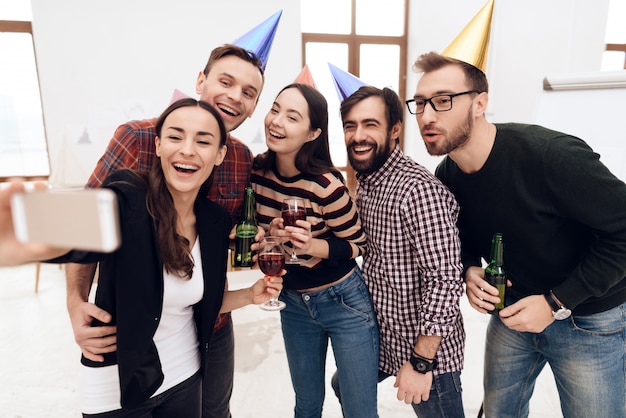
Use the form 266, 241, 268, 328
196, 55, 264, 132
264, 87, 321, 160
155, 105, 226, 199
414, 65, 478, 156
342, 96, 400, 175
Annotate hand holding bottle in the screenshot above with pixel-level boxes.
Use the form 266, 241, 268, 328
465, 266, 511, 314
230, 226, 265, 262
484, 233, 506, 314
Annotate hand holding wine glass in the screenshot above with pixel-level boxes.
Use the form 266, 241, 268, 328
258, 236, 286, 311
281, 198, 307, 264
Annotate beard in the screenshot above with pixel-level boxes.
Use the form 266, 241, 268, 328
423, 106, 473, 156
347, 132, 394, 175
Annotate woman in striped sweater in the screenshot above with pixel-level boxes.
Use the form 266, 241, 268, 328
250, 83, 380, 418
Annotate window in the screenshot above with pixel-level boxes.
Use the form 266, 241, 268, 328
0, 0, 49, 181
602, 0, 626, 70
301, 0, 408, 191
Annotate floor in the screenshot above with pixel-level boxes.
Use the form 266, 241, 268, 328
0, 263, 563, 417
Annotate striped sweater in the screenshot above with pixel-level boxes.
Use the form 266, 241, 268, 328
251, 167, 366, 290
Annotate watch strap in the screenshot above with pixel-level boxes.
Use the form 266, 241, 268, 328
544, 291, 572, 320
544, 291, 561, 312
409, 353, 437, 374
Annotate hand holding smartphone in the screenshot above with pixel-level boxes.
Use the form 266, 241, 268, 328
11, 188, 121, 252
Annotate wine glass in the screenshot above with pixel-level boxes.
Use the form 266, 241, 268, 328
281, 198, 307, 264
258, 236, 286, 311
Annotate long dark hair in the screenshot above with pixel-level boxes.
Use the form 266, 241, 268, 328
148, 98, 226, 279
253, 83, 342, 181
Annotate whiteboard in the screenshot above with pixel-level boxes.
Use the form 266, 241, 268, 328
532, 86, 626, 183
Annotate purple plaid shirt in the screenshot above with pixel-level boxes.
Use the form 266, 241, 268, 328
356, 147, 465, 375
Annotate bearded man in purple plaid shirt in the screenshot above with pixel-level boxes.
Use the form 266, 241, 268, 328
332, 86, 466, 417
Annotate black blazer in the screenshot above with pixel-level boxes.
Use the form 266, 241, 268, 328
53, 170, 230, 409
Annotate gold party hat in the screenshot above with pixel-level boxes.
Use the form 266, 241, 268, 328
442, 0, 494, 72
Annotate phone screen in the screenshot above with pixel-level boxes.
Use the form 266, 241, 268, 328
11, 188, 121, 252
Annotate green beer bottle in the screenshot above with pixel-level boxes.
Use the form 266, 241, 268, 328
485, 233, 506, 313
234, 187, 258, 267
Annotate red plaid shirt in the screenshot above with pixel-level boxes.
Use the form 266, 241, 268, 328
87, 118, 253, 330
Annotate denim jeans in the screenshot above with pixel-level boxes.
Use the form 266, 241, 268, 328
279, 267, 379, 418
484, 301, 626, 418
333, 369, 464, 417
83, 371, 201, 418
202, 318, 234, 418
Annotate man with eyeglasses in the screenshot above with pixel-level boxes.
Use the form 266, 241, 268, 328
333, 85, 466, 417
411, 51, 626, 418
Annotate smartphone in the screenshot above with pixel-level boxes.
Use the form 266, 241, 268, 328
11, 188, 121, 252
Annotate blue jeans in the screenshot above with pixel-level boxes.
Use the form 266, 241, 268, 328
202, 317, 234, 418
279, 267, 379, 418
335, 370, 464, 417
484, 301, 626, 418
83, 371, 201, 418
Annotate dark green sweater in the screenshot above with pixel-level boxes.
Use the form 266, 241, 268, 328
436, 123, 626, 315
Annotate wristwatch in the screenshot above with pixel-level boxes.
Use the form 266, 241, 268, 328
544, 291, 572, 320
409, 353, 438, 374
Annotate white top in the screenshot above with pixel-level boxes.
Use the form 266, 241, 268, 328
80, 238, 203, 413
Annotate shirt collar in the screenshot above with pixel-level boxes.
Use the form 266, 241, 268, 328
356, 146, 403, 189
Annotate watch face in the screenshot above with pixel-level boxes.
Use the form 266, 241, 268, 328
554, 307, 571, 320
410, 356, 435, 374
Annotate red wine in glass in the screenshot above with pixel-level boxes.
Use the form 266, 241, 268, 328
282, 207, 306, 227
282, 198, 306, 264
259, 237, 286, 311
259, 253, 285, 276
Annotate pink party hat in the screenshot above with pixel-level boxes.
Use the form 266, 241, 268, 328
328, 62, 367, 102
293, 65, 317, 88
169, 88, 191, 105
232, 10, 282, 71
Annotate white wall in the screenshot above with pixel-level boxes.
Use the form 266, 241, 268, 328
30, 0, 613, 184
404, 0, 611, 173
30, 0, 300, 186
534, 82, 626, 183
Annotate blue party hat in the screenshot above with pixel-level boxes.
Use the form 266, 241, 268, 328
232, 10, 282, 71
328, 62, 368, 102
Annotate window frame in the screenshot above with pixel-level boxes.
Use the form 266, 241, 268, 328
605, 43, 626, 69
301, 0, 409, 192
0, 19, 50, 182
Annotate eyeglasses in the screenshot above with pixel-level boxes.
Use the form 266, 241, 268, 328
405, 90, 479, 115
